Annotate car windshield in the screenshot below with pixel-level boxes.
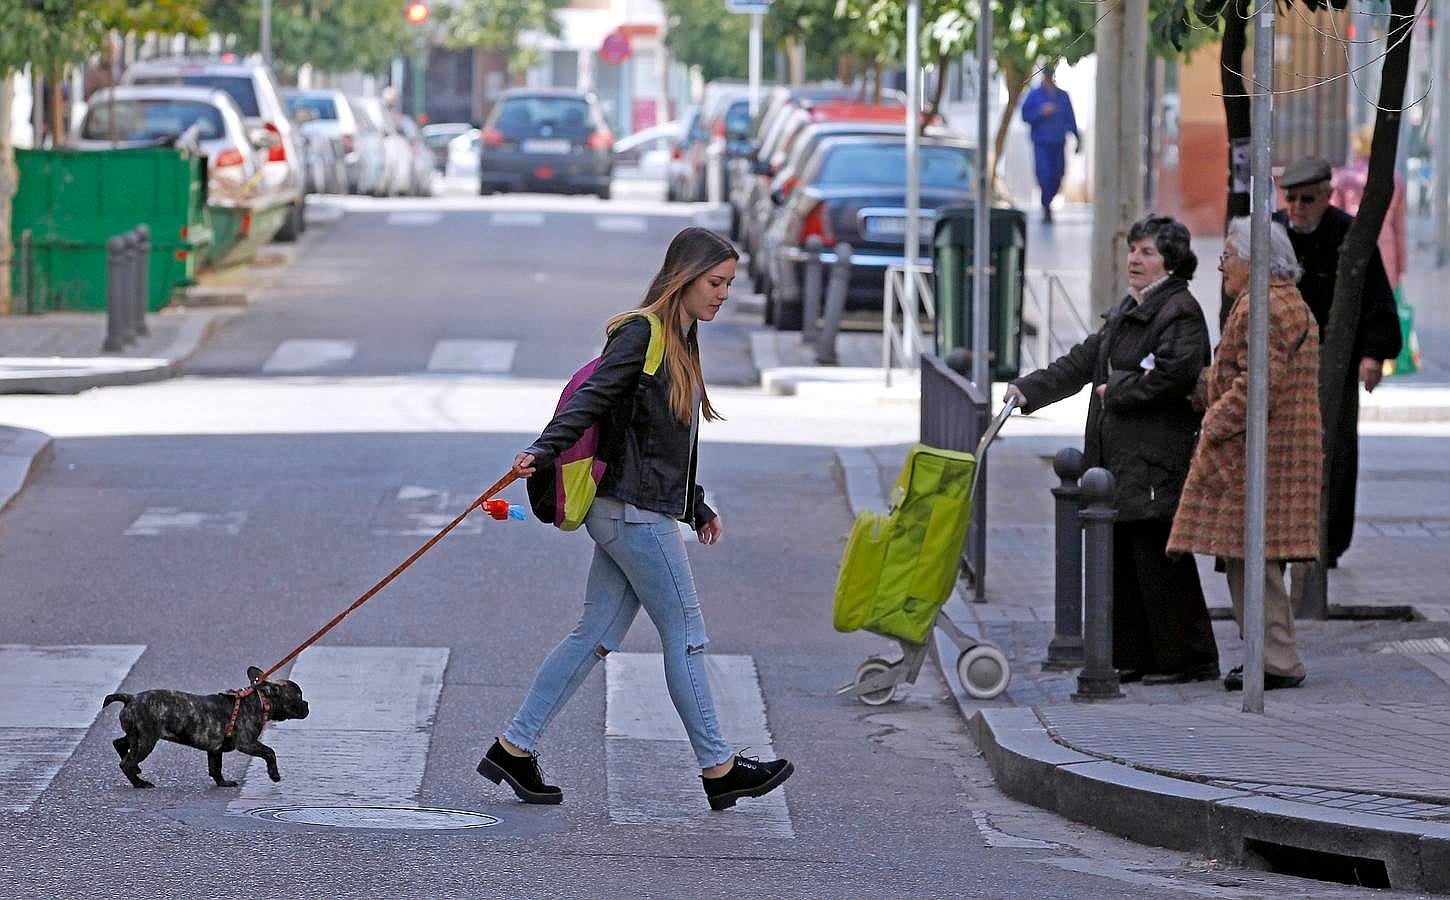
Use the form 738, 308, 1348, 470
725, 102, 751, 138
816, 144, 972, 188
132, 75, 259, 117
286, 95, 337, 121
81, 99, 227, 142
492, 97, 592, 131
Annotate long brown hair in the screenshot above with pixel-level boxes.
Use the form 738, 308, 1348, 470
606, 227, 737, 424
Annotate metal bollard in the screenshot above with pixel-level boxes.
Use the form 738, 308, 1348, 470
1044, 447, 1086, 670
18, 230, 32, 314
1072, 467, 1121, 702
120, 232, 140, 346
801, 235, 825, 344
131, 225, 151, 337
102, 235, 129, 352
813, 242, 853, 365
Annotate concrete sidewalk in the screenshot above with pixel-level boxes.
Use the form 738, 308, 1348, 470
826, 423, 1450, 893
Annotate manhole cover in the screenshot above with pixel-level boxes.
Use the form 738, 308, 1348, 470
242, 805, 499, 830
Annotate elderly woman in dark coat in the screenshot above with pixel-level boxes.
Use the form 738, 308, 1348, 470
1169, 218, 1320, 691
1005, 214, 1219, 684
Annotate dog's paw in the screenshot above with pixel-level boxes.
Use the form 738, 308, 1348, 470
268, 772, 282, 783
218, 779, 239, 788
134, 780, 155, 789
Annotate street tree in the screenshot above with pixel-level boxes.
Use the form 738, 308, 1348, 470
200, 0, 409, 77
440, 0, 569, 77
661, 0, 753, 82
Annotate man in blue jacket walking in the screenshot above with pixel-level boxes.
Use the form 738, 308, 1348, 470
1020, 69, 1080, 224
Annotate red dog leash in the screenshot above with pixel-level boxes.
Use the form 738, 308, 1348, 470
254, 468, 521, 684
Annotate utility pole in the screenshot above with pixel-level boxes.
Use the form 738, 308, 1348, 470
1243, 0, 1275, 716
1436, 0, 1450, 265
261, 0, 273, 66
1088, 0, 1147, 317
970, 0, 991, 391
748, 11, 762, 116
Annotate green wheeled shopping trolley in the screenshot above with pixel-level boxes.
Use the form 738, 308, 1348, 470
833, 400, 1016, 705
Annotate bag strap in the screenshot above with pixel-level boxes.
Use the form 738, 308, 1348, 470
609, 310, 665, 376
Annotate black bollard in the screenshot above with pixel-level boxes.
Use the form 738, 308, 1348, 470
102, 235, 129, 352
119, 232, 140, 346
1072, 466, 1121, 702
132, 225, 151, 337
801, 235, 824, 344
813, 242, 853, 365
1044, 447, 1086, 670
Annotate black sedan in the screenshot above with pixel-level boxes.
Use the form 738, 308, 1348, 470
479, 89, 614, 198
761, 134, 976, 330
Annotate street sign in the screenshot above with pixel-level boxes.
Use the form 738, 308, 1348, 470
725, 0, 771, 12
600, 30, 631, 64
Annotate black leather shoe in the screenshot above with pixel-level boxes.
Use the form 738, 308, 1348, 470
1142, 664, 1221, 686
1116, 669, 1146, 684
477, 739, 562, 804
1223, 667, 1305, 692
702, 754, 794, 811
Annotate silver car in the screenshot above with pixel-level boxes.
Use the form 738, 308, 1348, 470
123, 55, 306, 240
73, 85, 261, 206
284, 88, 385, 196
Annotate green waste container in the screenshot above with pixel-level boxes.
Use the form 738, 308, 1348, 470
10, 147, 212, 312
931, 206, 1027, 382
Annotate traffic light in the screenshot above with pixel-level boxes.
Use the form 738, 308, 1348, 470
405, 1, 429, 24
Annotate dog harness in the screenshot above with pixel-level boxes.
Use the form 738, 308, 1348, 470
223, 684, 271, 741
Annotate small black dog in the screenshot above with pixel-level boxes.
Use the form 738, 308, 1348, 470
103, 666, 310, 789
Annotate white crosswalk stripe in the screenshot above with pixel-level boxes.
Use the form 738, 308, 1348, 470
595, 215, 648, 234
490, 211, 545, 227
261, 339, 357, 373
426, 339, 517, 373
0, 644, 145, 812
228, 646, 449, 811
605, 652, 794, 836
386, 211, 443, 226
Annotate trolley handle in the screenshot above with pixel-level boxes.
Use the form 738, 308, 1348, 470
973, 396, 1017, 461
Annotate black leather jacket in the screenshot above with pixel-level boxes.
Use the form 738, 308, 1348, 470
525, 316, 716, 528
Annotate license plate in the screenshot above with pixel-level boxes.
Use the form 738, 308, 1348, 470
864, 216, 931, 238
522, 139, 570, 155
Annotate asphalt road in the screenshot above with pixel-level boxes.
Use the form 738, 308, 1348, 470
0, 179, 1393, 899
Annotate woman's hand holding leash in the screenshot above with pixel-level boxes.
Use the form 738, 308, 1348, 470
513, 452, 537, 477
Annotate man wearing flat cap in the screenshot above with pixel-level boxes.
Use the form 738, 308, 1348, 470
1267, 156, 1402, 569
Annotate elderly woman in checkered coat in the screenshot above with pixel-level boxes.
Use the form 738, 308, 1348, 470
1168, 217, 1322, 692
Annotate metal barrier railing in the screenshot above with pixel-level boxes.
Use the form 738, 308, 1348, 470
881, 261, 935, 386
1021, 269, 1091, 370
920, 352, 991, 602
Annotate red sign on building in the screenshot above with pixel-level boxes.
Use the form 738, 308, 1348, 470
600, 30, 631, 64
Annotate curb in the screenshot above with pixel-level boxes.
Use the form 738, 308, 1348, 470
969, 707, 1450, 893
0, 308, 236, 395
0, 426, 54, 513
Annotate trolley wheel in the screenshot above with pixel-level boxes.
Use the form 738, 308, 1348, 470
853, 657, 898, 706
957, 645, 1010, 700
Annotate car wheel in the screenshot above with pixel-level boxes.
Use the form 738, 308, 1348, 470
762, 286, 775, 326
597, 184, 611, 201
274, 200, 303, 243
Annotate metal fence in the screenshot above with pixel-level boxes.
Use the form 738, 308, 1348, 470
920, 352, 991, 602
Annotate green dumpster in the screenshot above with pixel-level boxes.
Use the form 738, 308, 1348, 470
205, 195, 291, 269
931, 206, 1027, 382
10, 147, 212, 312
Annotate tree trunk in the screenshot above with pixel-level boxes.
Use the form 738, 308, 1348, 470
0, 77, 15, 316
1301, 0, 1417, 618
923, 52, 950, 129
871, 61, 883, 104
990, 71, 1027, 201
1218, 7, 1252, 331
48, 69, 65, 145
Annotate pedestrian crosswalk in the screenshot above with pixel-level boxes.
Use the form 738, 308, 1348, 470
0, 644, 794, 834
258, 338, 520, 375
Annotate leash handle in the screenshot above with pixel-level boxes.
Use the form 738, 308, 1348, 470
257, 468, 521, 683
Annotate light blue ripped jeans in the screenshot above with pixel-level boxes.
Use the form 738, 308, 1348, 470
503, 497, 733, 768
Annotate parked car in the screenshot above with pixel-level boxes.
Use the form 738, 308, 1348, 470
72, 85, 261, 205
445, 128, 480, 180
478, 88, 614, 198
761, 134, 976, 330
421, 122, 472, 171
123, 55, 306, 241
666, 106, 703, 202
351, 95, 412, 196
394, 113, 435, 196
679, 91, 753, 204
282, 88, 385, 196
738, 103, 935, 280
613, 120, 682, 181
